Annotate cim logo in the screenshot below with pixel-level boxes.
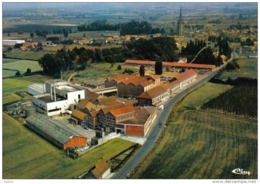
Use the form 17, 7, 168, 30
232, 168, 251, 176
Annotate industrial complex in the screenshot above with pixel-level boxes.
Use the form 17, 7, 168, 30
23, 59, 215, 159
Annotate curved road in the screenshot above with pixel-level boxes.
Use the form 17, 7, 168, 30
112, 64, 226, 179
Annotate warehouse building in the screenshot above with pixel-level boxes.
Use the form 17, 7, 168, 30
26, 114, 88, 150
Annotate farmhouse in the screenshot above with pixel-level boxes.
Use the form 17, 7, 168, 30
125, 59, 216, 71
31, 80, 85, 116
26, 114, 88, 150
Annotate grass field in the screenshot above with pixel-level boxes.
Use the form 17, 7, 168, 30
73, 62, 138, 82
218, 57, 257, 80
3, 59, 43, 73
4, 50, 53, 61
131, 82, 257, 179
3, 75, 51, 105
3, 112, 135, 179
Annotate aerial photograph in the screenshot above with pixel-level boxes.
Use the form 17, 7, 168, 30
2, 1, 258, 182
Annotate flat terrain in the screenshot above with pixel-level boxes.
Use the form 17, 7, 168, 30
4, 50, 54, 61
131, 82, 257, 179
218, 57, 257, 80
3, 59, 43, 76
72, 62, 138, 82
3, 112, 135, 179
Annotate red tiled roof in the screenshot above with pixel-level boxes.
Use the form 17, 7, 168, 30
125, 59, 216, 69
109, 105, 135, 117
72, 110, 86, 121
174, 69, 197, 82
98, 96, 122, 106
138, 85, 168, 99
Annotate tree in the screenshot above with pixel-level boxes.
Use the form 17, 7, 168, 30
15, 71, 21, 76
117, 65, 122, 70
155, 61, 163, 75
139, 65, 145, 76
63, 29, 69, 38
30, 32, 34, 39
25, 68, 32, 75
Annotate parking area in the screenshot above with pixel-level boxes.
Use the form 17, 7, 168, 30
53, 115, 96, 141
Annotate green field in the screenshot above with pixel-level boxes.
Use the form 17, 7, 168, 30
3, 59, 43, 73
4, 50, 53, 61
3, 75, 51, 105
218, 57, 257, 80
3, 113, 135, 179
73, 62, 138, 82
131, 82, 257, 179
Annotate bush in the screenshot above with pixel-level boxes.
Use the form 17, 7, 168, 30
117, 65, 122, 70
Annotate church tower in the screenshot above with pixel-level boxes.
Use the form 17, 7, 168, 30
177, 7, 185, 36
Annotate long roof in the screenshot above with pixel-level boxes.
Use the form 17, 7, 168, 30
107, 74, 156, 87
174, 69, 197, 81
138, 85, 168, 99
125, 59, 216, 69
26, 114, 86, 144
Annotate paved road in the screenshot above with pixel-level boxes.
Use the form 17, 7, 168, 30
112, 64, 226, 179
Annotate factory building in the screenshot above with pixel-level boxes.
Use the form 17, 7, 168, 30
26, 114, 88, 150
31, 80, 85, 116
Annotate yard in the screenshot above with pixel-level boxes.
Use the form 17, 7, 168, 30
131, 82, 257, 179
3, 112, 135, 179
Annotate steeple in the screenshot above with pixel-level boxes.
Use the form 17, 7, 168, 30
179, 7, 182, 19
177, 7, 184, 36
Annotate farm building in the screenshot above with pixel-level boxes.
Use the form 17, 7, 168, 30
26, 114, 88, 150
32, 80, 85, 116
125, 59, 216, 71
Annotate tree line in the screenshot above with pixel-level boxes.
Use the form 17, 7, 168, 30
78, 20, 165, 36
38, 37, 178, 76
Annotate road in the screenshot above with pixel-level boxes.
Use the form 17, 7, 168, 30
112, 64, 226, 179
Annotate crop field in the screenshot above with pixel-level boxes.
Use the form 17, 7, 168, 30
203, 82, 257, 118
3, 59, 43, 74
131, 82, 257, 179
3, 112, 135, 179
